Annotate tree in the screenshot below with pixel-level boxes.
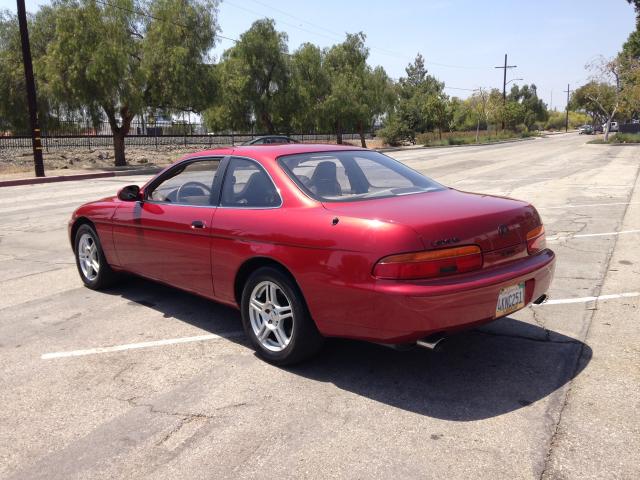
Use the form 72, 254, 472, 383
507, 84, 549, 129
468, 88, 491, 141
0, 8, 56, 133
621, 1, 640, 63
322, 32, 370, 144
355, 65, 395, 147
289, 43, 329, 133
44, 0, 219, 166
583, 58, 624, 140
205, 19, 290, 134
382, 53, 446, 144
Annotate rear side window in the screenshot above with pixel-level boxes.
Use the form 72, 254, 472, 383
278, 150, 443, 202
221, 157, 281, 208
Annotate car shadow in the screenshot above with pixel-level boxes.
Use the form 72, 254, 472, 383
105, 276, 591, 422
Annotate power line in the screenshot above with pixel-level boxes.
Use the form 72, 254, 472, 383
225, 0, 493, 70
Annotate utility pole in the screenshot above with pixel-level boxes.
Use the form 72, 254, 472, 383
495, 54, 517, 130
17, 0, 45, 177
564, 84, 571, 133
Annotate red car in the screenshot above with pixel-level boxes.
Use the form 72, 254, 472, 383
69, 144, 555, 364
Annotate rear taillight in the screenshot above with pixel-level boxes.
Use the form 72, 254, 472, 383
373, 245, 483, 280
526, 225, 546, 254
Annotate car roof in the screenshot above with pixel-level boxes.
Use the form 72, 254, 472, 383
181, 143, 366, 162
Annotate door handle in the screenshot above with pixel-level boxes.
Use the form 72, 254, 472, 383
191, 220, 206, 229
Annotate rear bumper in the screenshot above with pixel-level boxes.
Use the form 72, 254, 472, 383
326, 249, 555, 343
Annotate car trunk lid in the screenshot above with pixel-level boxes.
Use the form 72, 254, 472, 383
322, 189, 540, 257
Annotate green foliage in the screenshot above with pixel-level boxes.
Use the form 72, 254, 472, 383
377, 116, 414, 146
544, 110, 590, 130
204, 19, 289, 134
0, 8, 55, 132
43, 0, 219, 165
289, 43, 329, 132
382, 53, 447, 143
589, 132, 640, 144
416, 129, 536, 147
612, 132, 640, 142
570, 81, 618, 125
507, 84, 549, 128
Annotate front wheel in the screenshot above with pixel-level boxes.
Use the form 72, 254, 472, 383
241, 267, 324, 365
74, 224, 117, 289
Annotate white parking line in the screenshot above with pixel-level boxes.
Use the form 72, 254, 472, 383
41, 331, 245, 360
573, 229, 640, 238
545, 202, 640, 209
534, 292, 639, 306
547, 229, 640, 242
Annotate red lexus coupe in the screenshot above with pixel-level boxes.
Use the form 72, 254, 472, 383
69, 144, 555, 364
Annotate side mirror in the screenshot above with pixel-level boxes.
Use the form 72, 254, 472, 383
117, 185, 141, 201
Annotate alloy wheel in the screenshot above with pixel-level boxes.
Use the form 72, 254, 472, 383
77, 232, 100, 282
248, 280, 294, 352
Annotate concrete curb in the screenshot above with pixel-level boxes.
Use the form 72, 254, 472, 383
0, 167, 162, 188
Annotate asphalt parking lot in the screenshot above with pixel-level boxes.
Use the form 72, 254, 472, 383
1, 133, 639, 479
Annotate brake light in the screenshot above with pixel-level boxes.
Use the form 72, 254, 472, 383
373, 245, 483, 280
526, 225, 546, 254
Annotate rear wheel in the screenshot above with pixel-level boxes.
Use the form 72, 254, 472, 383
74, 224, 117, 289
241, 267, 324, 365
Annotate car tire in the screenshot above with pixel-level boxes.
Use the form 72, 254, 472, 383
241, 266, 324, 365
74, 224, 118, 290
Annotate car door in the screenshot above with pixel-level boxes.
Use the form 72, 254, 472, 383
112, 157, 222, 298
210, 156, 283, 304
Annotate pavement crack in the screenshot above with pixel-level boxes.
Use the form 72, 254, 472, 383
112, 362, 136, 382
531, 308, 551, 342
109, 395, 248, 422
473, 330, 578, 345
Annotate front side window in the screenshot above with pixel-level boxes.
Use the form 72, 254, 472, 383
278, 150, 444, 202
147, 159, 220, 205
221, 157, 280, 208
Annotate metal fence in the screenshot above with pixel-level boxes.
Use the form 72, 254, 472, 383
0, 121, 373, 152
619, 123, 640, 134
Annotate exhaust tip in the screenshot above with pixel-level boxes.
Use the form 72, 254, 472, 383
533, 294, 549, 305
416, 334, 446, 352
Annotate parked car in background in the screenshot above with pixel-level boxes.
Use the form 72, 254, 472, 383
68, 144, 555, 365
242, 136, 298, 145
578, 125, 594, 135
605, 121, 619, 133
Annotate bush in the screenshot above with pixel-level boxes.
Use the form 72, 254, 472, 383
417, 129, 538, 147
545, 110, 590, 130
378, 118, 413, 146
591, 133, 640, 144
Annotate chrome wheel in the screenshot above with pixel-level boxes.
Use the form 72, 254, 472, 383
248, 280, 294, 352
77, 232, 100, 281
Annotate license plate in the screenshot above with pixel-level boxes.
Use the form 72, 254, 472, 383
496, 282, 525, 317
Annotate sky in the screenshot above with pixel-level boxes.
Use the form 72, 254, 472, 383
2, 0, 637, 109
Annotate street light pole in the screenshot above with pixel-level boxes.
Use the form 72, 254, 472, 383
16, 0, 45, 177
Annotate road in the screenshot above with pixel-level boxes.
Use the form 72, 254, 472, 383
1, 134, 638, 479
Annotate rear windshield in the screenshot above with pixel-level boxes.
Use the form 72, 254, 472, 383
278, 150, 444, 202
